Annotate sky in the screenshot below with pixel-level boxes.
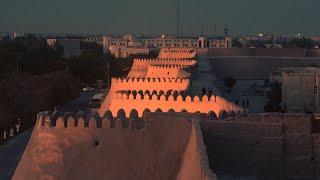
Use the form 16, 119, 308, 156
1, 0, 320, 36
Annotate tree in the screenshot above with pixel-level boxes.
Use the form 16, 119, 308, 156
286, 38, 315, 48
224, 77, 236, 92
265, 82, 282, 112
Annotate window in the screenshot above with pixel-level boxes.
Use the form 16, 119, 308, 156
314, 85, 318, 95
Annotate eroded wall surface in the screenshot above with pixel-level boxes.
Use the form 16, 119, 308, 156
201, 113, 315, 179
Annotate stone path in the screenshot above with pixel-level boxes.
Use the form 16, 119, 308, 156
0, 129, 32, 180
191, 57, 220, 96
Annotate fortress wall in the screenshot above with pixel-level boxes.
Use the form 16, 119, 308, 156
159, 48, 197, 59
281, 114, 312, 134
312, 134, 320, 160
14, 113, 193, 180
281, 115, 313, 178
207, 48, 311, 57
110, 78, 190, 92
177, 120, 216, 180
205, 134, 284, 178
36, 114, 146, 129
195, 48, 208, 57
201, 120, 284, 178
201, 121, 283, 137
208, 56, 320, 80
132, 59, 197, 69
232, 113, 283, 123
308, 49, 320, 57
146, 65, 181, 78
201, 114, 315, 179
102, 94, 243, 118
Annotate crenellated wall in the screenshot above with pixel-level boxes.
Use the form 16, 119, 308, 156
14, 112, 217, 180
146, 65, 190, 78
110, 77, 190, 92
158, 48, 197, 59
99, 91, 243, 118
177, 120, 217, 180
36, 113, 145, 129
131, 58, 197, 68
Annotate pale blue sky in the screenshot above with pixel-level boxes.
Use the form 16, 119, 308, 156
0, 0, 319, 35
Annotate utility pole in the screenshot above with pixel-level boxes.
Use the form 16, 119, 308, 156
16, 56, 19, 76
107, 62, 110, 88
192, 24, 195, 37
214, 24, 217, 35
177, 0, 180, 37
201, 24, 204, 36
16, 55, 22, 79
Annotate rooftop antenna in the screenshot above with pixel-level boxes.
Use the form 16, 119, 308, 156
201, 24, 204, 36
224, 25, 229, 38
192, 24, 195, 37
214, 24, 217, 35
177, 0, 180, 38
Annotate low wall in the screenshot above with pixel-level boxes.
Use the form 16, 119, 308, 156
208, 56, 320, 80
201, 113, 315, 179
177, 120, 216, 180
201, 119, 284, 179
208, 48, 320, 57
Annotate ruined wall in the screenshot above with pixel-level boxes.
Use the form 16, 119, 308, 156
177, 120, 216, 180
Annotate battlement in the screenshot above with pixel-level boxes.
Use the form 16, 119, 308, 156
111, 77, 190, 83
133, 58, 197, 65
114, 92, 227, 103
110, 77, 190, 92
159, 48, 197, 59
160, 48, 195, 53
148, 64, 189, 69
100, 91, 244, 118
36, 113, 145, 129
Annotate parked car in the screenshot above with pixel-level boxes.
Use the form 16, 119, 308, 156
82, 87, 95, 92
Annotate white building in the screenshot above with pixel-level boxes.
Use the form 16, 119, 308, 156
109, 46, 149, 58
102, 34, 232, 57
142, 36, 232, 49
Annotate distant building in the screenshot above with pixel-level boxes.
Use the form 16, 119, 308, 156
83, 36, 104, 45
282, 67, 320, 113
0, 32, 21, 40
143, 36, 232, 49
47, 39, 81, 58
109, 46, 149, 58
102, 34, 232, 57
